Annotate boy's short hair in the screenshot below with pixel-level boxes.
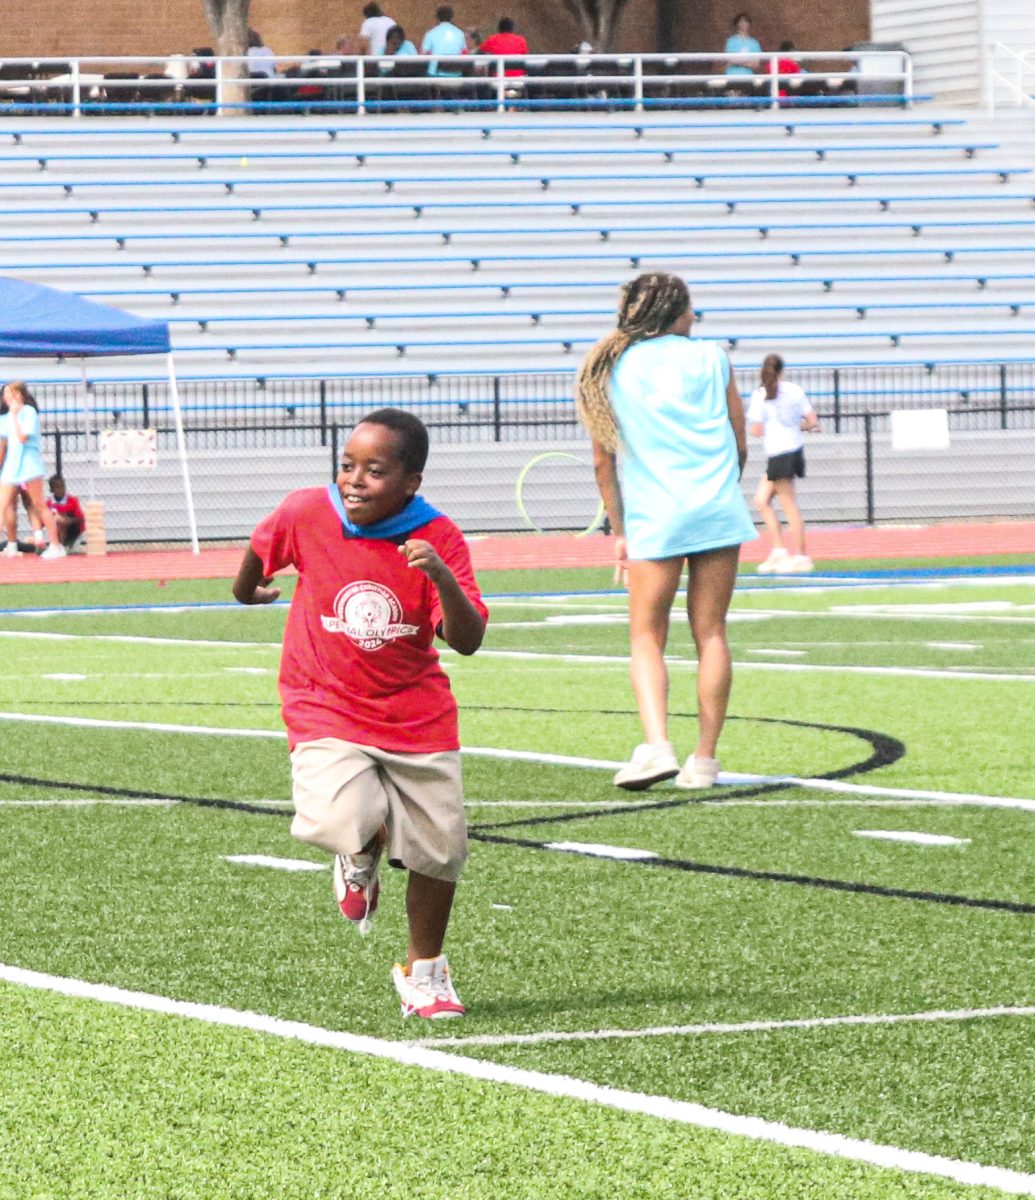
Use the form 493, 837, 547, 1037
498, 17, 515, 32
49, 474, 65, 488
363, 2, 383, 16
359, 408, 429, 473
436, 5, 454, 23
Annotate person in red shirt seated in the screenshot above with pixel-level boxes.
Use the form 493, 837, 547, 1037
770, 39, 803, 97
233, 408, 488, 1021
46, 474, 86, 549
478, 17, 528, 76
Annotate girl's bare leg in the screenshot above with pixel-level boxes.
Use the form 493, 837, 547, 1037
21, 478, 60, 546
0, 485, 18, 544
773, 478, 806, 555
686, 545, 741, 760
753, 476, 784, 553
626, 556, 684, 744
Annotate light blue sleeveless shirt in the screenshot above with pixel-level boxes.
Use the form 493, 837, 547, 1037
610, 335, 756, 560
0, 407, 47, 486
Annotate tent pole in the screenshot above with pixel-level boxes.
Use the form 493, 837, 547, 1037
166, 354, 200, 555
80, 360, 95, 502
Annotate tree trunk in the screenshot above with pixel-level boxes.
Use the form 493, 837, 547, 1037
562, 0, 633, 52
201, 0, 250, 110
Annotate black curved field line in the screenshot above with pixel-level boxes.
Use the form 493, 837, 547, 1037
4, 711, 1029, 916
0, 770, 287, 817
464, 708, 905, 832
469, 830, 1035, 916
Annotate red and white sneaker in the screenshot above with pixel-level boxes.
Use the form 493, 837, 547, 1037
332, 825, 386, 936
392, 954, 465, 1019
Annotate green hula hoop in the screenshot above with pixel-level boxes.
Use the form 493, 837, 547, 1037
515, 451, 606, 538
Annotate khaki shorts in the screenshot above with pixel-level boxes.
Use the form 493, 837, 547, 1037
289, 737, 467, 882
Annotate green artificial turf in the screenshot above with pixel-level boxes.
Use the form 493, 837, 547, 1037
0, 567, 1033, 1197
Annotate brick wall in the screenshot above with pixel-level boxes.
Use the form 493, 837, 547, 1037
1, 0, 866, 61
1, 0, 654, 59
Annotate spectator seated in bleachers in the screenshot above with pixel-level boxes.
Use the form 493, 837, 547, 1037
379, 25, 419, 70
247, 29, 278, 78
478, 17, 528, 77
421, 5, 467, 77
187, 48, 217, 104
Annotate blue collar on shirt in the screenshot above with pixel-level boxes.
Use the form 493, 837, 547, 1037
326, 482, 442, 540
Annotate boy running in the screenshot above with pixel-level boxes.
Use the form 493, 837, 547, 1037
233, 408, 488, 1019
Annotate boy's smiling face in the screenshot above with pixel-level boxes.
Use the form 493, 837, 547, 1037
337, 421, 422, 526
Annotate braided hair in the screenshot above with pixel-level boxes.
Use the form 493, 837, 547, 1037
574, 272, 691, 452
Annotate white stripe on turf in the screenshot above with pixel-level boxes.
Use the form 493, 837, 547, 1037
545, 841, 659, 860
852, 830, 971, 846
223, 855, 326, 871
1, 963, 1033, 1197
464, 650, 1035, 682
1, 711, 1034, 812
414, 1003, 1035, 1049
0, 798, 177, 807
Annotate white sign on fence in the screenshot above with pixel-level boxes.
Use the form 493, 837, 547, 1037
890, 408, 950, 451
99, 427, 158, 470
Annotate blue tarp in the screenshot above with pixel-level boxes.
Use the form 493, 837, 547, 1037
0, 276, 170, 357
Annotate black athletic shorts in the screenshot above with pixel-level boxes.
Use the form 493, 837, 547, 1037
766, 448, 805, 481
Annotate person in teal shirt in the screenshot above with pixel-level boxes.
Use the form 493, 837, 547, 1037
420, 5, 466, 77
575, 273, 755, 793
725, 12, 762, 76
0, 381, 65, 559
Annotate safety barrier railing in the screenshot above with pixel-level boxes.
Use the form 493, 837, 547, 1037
985, 42, 1035, 114
0, 50, 913, 116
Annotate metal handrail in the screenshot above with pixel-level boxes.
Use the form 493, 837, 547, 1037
985, 42, 1035, 113
0, 49, 913, 115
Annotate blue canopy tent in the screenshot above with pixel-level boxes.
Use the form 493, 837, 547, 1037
0, 277, 198, 553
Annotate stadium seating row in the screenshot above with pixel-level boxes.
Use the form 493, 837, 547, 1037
1, 106, 1032, 376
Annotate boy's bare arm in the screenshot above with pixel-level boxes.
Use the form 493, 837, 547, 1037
233, 546, 282, 605
399, 540, 485, 656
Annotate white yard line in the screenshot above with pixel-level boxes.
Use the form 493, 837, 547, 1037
1, 711, 1033, 813
2, 963, 1033, 1197
0, 630, 277, 649
223, 855, 326, 871
852, 830, 971, 847
545, 841, 659, 860
0, 711, 285, 738
0, 798, 177, 808
414, 1003, 1035, 1050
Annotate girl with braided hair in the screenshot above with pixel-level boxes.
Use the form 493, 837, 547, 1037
576, 272, 755, 790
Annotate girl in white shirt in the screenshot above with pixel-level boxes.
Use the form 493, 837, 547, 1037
746, 354, 820, 573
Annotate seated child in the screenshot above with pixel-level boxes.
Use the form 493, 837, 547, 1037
233, 408, 488, 1019
46, 475, 86, 549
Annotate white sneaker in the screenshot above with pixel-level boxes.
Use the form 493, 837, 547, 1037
613, 741, 680, 791
756, 548, 790, 574
40, 544, 67, 560
1, 542, 20, 558
785, 555, 813, 573
675, 754, 720, 789
392, 954, 465, 1019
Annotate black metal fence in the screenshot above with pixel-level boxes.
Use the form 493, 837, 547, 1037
31, 360, 1035, 476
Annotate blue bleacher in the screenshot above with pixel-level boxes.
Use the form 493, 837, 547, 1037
1, 106, 1033, 377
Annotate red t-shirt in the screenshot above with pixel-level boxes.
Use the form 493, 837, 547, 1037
478, 31, 528, 75
47, 493, 86, 526
251, 487, 488, 754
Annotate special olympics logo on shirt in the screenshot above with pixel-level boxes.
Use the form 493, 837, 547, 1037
321, 581, 420, 651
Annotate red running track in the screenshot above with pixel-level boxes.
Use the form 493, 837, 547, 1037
0, 522, 1032, 587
